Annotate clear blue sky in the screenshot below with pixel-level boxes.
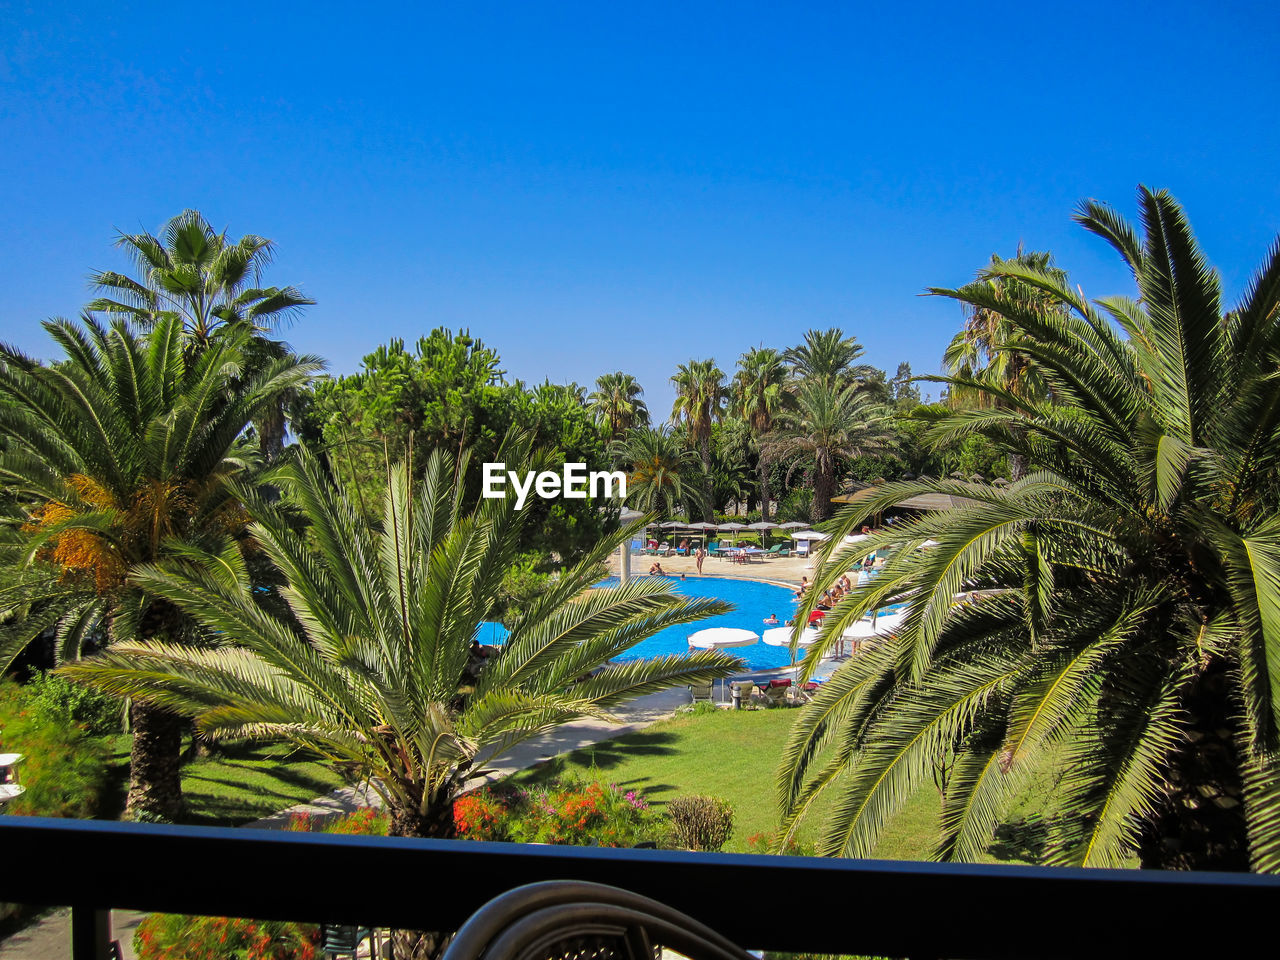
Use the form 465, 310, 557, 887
3, 1, 1279, 413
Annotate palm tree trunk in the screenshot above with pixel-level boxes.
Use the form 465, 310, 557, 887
811, 451, 834, 523
127, 598, 188, 821
1137, 658, 1248, 871
759, 454, 772, 522
699, 432, 714, 522
124, 702, 186, 821
1005, 407, 1029, 481
1008, 451, 1028, 481
389, 798, 458, 960
256, 399, 287, 463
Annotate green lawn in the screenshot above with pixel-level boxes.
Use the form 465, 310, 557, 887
510, 707, 1043, 862
104, 738, 347, 827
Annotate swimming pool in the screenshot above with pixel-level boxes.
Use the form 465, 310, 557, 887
593, 576, 804, 671
475, 576, 899, 671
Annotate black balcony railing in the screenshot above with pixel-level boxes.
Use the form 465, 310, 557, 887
2, 816, 1277, 959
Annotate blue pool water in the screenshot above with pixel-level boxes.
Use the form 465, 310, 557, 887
594, 576, 804, 670
475, 576, 902, 672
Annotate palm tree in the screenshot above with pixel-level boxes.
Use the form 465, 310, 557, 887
784, 328, 874, 389
88, 209, 315, 457
610, 428, 704, 519
732, 347, 791, 521
763, 380, 891, 523
936, 249, 1070, 479
0, 316, 321, 819
670, 360, 726, 521
776, 187, 1280, 873
65, 442, 740, 840
589, 372, 650, 445
88, 210, 313, 345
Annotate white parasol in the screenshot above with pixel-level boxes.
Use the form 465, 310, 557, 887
761, 626, 822, 647
687, 627, 760, 650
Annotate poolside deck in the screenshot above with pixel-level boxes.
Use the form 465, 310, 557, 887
609, 546, 818, 585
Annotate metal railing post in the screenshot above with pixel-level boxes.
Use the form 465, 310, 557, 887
71, 905, 111, 960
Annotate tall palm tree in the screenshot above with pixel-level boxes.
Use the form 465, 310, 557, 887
610, 428, 705, 520
88, 209, 314, 457
732, 347, 791, 521
776, 187, 1280, 873
589, 372, 650, 445
784, 328, 874, 389
65, 442, 740, 840
670, 360, 726, 521
936, 249, 1070, 479
0, 316, 321, 819
88, 210, 313, 345
763, 380, 891, 523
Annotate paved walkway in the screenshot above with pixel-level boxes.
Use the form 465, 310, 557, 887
0, 688, 693, 959
0, 908, 144, 960
250, 687, 691, 828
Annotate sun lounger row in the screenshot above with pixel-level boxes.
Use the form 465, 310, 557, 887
641, 540, 792, 560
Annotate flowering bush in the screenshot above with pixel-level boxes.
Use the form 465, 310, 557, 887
453, 779, 658, 847
284, 807, 389, 836
452, 790, 508, 840
134, 914, 319, 960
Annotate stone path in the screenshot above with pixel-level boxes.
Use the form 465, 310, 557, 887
250, 687, 690, 828
0, 688, 693, 958
0, 908, 144, 960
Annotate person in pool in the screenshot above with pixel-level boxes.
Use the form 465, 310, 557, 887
763, 613, 780, 625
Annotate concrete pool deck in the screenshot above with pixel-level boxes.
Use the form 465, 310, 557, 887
609, 547, 819, 585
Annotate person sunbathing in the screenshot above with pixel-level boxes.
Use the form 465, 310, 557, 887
793, 576, 809, 599
648, 562, 666, 576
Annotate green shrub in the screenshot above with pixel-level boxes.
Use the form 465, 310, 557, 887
497, 553, 555, 627
676, 700, 721, 717
667, 795, 734, 852
746, 831, 815, 856
22, 671, 122, 736
134, 913, 320, 960
0, 681, 111, 818
777, 487, 814, 524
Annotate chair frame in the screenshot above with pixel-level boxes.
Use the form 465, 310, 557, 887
441, 880, 755, 960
